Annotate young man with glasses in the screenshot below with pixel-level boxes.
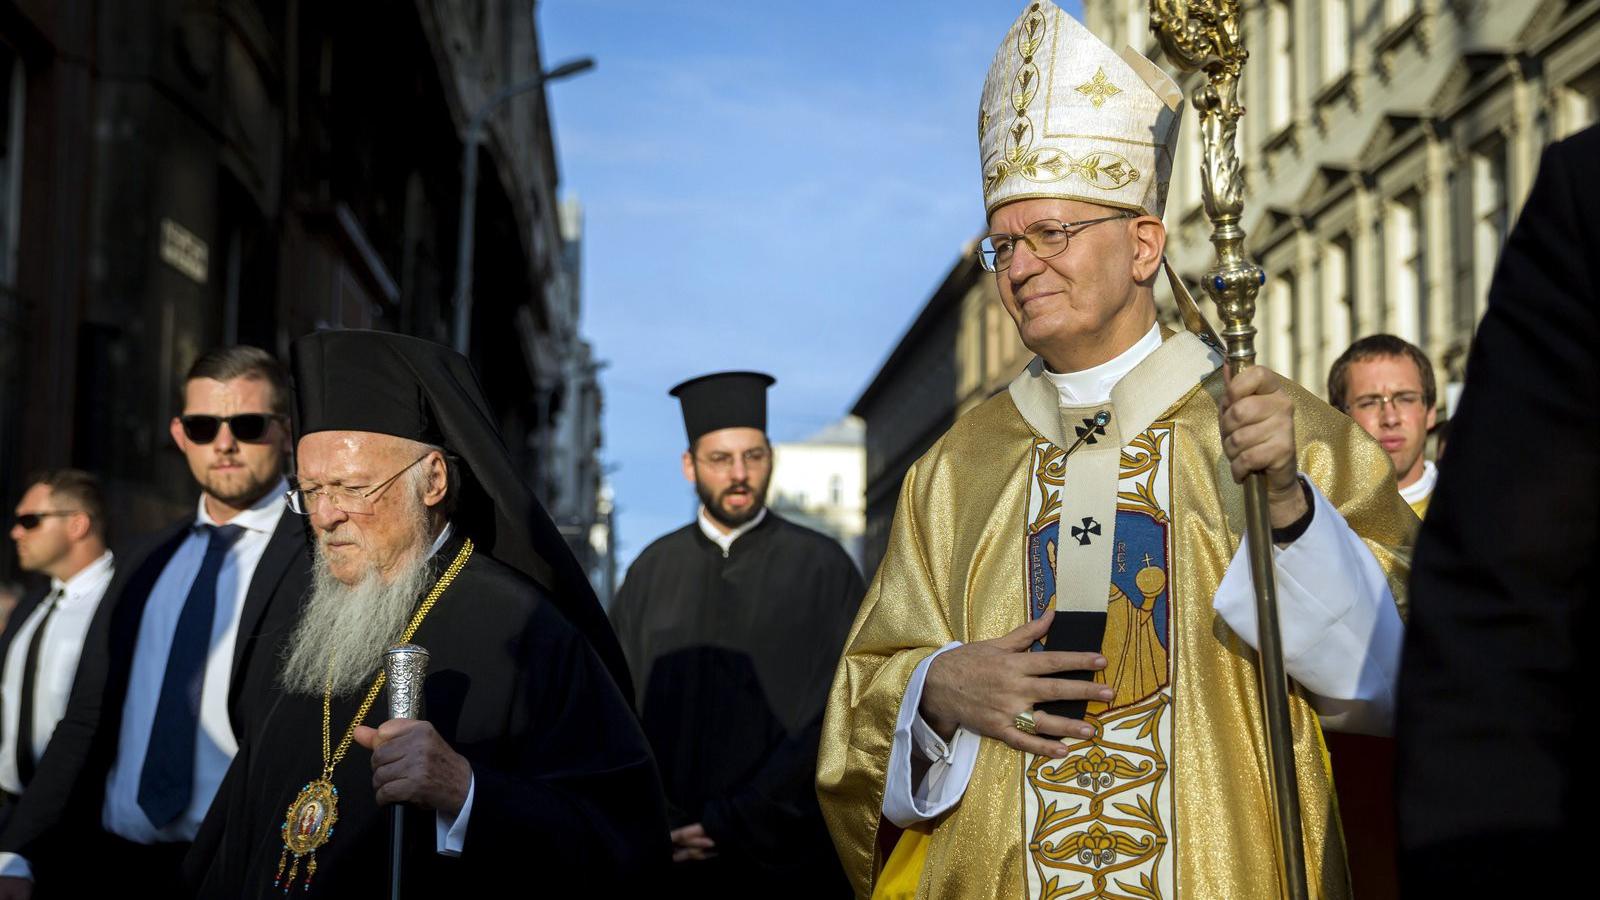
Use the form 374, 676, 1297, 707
817, 5, 1413, 897
607, 371, 863, 897
1324, 335, 1438, 895
1, 471, 113, 819
0, 346, 311, 899
1329, 334, 1440, 517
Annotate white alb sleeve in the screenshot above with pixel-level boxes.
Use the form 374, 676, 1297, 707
1213, 479, 1404, 736
882, 642, 983, 827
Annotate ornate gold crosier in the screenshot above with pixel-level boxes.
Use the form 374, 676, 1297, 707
1146, 2, 1309, 898
271, 539, 474, 893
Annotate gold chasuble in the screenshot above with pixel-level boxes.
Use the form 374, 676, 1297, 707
817, 331, 1414, 899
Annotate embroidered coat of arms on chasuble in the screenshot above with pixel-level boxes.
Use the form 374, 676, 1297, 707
816, 333, 1415, 900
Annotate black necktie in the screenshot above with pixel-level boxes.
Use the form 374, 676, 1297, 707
137, 523, 244, 827
14, 587, 63, 787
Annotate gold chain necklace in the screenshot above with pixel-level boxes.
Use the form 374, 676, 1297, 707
272, 538, 473, 893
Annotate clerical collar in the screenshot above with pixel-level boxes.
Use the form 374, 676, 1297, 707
1042, 323, 1163, 406
1399, 460, 1437, 505
698, 506, 767, 554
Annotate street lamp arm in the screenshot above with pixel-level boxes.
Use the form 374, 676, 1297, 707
468, 58, 597, 136
451, 55, 595, 355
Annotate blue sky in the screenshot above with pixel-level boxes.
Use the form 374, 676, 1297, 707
539, 1, 1084, 571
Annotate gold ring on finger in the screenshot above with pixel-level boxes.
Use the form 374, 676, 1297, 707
1013, 709, 1037, 735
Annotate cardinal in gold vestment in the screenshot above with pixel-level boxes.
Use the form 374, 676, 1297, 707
816, 4, 1414, 899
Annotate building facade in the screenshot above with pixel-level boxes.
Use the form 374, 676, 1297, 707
0, 0, 603, 581
543, 196, 614, 599
852, 249, 1032, 577
768, 416, 868, 571
1085, 0, 1600, 400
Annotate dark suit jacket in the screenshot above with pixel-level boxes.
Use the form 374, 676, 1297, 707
1396, 125, 1600, 891
0, 583, 49, 685
0, 583, 48, 826
0, 505, 311, 878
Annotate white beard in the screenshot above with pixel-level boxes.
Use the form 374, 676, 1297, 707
278, 502, 437, 698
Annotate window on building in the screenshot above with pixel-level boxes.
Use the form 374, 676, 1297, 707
1321, 236, 1352, 368
1267, 0, 1294, 133
1386, 191, 1425, 345
1125, 4, 1151, 54
1372, 217, 1390, 332
830, 474, 843, 507
1322, 0, 1351, 84
984, 300, 1005, 385
1263, 271, 1295, 372
957, 294, 984, 398
1179, 103, 1203, 215
1472, 137, 1509, 318
1386, 0, 1418, 27
1447, 166, 1474, 342
1559, 70, 1599, 138
1334, 233, 1358, 339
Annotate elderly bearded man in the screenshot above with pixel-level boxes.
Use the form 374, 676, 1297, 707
816, 4, 1414, 898
186, 331, 666, 897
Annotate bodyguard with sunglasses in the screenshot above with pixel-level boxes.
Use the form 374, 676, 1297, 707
1, 471, 113, 820
0, 346, 312, 899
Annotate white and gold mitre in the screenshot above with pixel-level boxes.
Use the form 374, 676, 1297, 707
979, 1, 1184, 218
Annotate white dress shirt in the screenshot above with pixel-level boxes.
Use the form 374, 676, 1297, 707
881, 328, 1406, 827
698, 506, 767, 555
0, 551, 116, 794
100, 482, 288, 844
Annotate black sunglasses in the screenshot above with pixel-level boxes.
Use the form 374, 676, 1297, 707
179, 413, 284, 444
13, 511, 79, 530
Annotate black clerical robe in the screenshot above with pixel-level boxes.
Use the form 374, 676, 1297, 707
186, 538, 667, 898
609, 512, 863, 897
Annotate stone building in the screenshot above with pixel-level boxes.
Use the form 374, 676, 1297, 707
1085, 0, 1600, 400
853, 249, 1030, 577
0, 0, 602, 580
768, 416, 868, 571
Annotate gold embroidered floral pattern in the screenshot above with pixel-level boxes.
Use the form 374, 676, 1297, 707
1118, 428, 1168, 521
1076, 67, 1123, 108
1045, 746, 1152, 792
1069, 152, 1141, 191
984, 7, 1071, 196
1024, 424, 1176, 899
1026, 696, 1172, 898
1032, 440, 1068, 530
982, 11, 1144, 198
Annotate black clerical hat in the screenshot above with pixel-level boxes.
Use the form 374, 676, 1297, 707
290, 329, 633, 700
669, 371, 776, 445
